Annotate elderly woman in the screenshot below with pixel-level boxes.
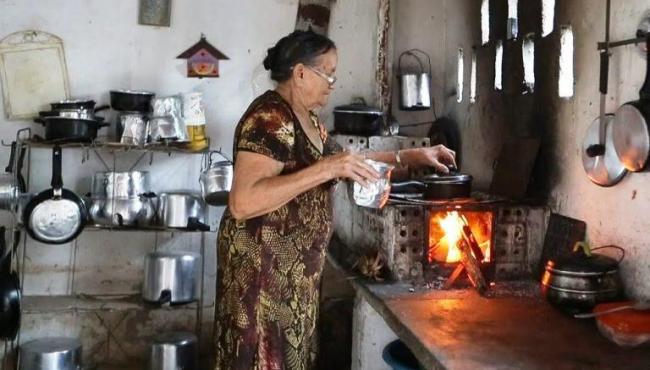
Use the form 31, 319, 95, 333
214, 30, 455, 370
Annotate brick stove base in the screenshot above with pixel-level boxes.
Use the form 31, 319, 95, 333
333, 184, 548, 283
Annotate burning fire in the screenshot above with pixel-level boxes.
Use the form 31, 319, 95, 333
429, 211, 491, 264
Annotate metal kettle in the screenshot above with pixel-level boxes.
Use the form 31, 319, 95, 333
199, 150, 233, 206
398, 49, 432, 111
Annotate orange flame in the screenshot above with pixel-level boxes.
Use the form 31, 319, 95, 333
429, 211, 492, 264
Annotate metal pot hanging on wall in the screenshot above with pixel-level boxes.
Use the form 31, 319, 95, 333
398, 49, 432, 111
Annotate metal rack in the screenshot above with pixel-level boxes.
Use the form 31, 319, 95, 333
1, 128, 215, 369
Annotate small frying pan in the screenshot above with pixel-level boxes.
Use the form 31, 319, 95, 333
22, 146, 88, 244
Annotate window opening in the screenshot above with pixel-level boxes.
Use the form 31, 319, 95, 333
481, 0, 490, 45
470, 51, 477, 103
507, 0, 519, 40
457, 48, 464, 103
559, 25, 574, 98
495, 40, 503, 91
542, 0, 556, 37
522, 33, 535, 93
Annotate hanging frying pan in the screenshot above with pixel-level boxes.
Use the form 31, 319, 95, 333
582, 114, 627, 186
0, 227, 21, 341
22, 146, 88, 244
612, 35, 650, 171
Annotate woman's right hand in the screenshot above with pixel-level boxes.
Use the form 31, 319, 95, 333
318, 151, 381, 187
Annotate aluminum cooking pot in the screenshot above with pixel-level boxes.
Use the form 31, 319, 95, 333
149, 332, 198, 370
541, 243, 624, 315
143, 251, 202, 305
92, 171, 150, 198
89, 194, 157, 228
156, 192, 209, 230
110, 90, 155, 112
333, 99, 385, 136
18, 337, 82, 370
398, 49, 432, 111
200, 151, 233, 206
391, 166, 472, 200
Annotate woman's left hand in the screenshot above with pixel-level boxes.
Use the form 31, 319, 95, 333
402, 145, 456, 173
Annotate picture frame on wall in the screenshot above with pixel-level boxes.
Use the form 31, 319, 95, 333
139, 0, 172, 27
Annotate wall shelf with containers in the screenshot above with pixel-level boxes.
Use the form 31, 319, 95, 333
0, 125, 231, 367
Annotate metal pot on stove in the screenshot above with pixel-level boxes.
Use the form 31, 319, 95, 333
391, 165, 472, 200
541, 242, 624, 315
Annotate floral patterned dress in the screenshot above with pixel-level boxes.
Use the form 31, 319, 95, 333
214, 90, 340, 370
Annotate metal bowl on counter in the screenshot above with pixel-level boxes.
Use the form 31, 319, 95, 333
18, 337, 82, 370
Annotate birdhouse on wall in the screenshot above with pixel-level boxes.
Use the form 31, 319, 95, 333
177, 35, 229, 78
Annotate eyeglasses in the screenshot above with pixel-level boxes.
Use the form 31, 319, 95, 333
306, 65, 337, 86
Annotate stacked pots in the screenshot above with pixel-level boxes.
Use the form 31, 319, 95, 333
35, 99, 110, 143
88, 171, 156, 227
110, 90, 155, 142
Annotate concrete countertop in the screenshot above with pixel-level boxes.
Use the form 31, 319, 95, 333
329, 254, 650, 370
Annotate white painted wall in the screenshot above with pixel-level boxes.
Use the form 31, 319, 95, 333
392, 0, 650, 300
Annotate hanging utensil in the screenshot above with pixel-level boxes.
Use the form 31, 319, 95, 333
612, 34, 650, 171
398, 49, 432, 111
200, 150, 233, 206
22, 146, 88, 244
586, 0, 611, 158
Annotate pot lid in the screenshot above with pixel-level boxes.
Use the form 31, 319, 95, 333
581, 114, 627, 186
52, 99, 95, 105
612, 103, 650, 172
110, 89, 155, 96
333, 104, 383, 115
420, 172, 472, 183
546, 251, 619, 274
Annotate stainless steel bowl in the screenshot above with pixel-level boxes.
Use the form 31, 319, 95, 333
19, 337, 82, 370
143, 251, 202, 304
149, 332, 198, 370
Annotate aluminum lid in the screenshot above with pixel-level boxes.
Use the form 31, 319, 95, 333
582, 114, 627, 186
612, 103, 650, 171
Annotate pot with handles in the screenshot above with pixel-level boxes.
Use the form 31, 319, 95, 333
18, 337, 82, 370
156, 192, 209, 231
200, 150, 233, 206
148, 332, 198, 370
143, 251, 202, 305
88, 171, 156, 227
398, 49, 432, 111
541, 242, 624, 315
